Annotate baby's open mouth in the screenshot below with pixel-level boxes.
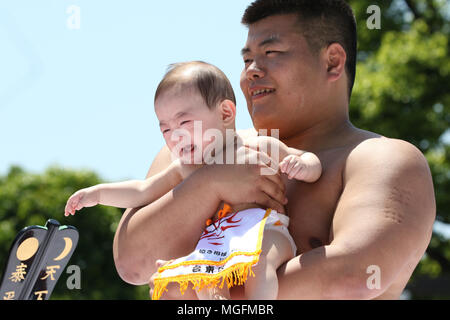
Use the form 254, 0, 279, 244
180, 144, 196, 156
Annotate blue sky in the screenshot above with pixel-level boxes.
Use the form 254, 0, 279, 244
0, 0, 254, 181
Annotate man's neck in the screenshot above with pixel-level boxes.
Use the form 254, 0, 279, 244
281, 112, 357, 153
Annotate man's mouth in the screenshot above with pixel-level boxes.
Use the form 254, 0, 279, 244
250, 88, 276, 100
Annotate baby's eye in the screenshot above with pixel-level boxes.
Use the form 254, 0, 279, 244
180, 120, 191, 126
266, 50, 279, 55
162, 129, 170, 134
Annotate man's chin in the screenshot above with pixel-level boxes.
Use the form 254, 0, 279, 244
251, 115, 283, 134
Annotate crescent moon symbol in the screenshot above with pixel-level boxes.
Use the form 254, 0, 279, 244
54, 237, 73, 261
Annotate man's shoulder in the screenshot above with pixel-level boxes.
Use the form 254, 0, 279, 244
340, 136, 436, 243
344, 136, 431, 182
347, 136, 425, 162
146, 145, 173, 178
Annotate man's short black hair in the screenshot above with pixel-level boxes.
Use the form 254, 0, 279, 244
242, 0, 357, 98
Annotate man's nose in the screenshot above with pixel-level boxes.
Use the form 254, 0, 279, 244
246, 61, 265, 81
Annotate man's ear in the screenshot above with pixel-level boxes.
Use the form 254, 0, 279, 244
218, 99, 236, 127
325, 43, 346, 82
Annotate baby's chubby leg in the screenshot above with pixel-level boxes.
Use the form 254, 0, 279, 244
245, 229, 294, 300
196, 284, 230, 300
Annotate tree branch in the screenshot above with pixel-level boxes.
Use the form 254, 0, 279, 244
404, 0, 422, 19
426, 0, 438, 16
426, 0, 444, 32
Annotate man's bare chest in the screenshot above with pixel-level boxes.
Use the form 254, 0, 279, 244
283, 154, 345, 253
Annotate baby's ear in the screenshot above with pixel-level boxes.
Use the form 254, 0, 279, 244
219, 99, 236, 126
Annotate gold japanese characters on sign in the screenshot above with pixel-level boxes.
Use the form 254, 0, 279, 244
3, 238, 69, 299
1, 219, 79, 300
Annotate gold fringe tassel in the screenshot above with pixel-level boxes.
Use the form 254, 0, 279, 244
152, 258, 258, 300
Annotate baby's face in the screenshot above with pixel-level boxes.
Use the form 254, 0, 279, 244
155, 87, 226, 163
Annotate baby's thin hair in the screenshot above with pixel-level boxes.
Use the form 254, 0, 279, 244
154, 61, 236, 109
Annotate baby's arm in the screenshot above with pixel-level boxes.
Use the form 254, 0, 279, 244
244, 135, 322, 183
64, 159, 185, 216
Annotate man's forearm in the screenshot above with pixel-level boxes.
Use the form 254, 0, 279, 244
113, 167, 221, 285
277, 245, 376, 299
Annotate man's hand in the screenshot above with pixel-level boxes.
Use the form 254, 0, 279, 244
208, 146, 287, 214
64, 186, 99, 216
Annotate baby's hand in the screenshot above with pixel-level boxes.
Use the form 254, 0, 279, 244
279, 153, 322, 182
64, 187, 99, 216
279, 154, 307, 180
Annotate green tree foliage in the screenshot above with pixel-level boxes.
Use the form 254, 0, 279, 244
348, 0, 450, 298
0, 166, 148, 299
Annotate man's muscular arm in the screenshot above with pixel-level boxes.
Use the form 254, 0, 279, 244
276, 138, 436, 299
113, 145, 287, 285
